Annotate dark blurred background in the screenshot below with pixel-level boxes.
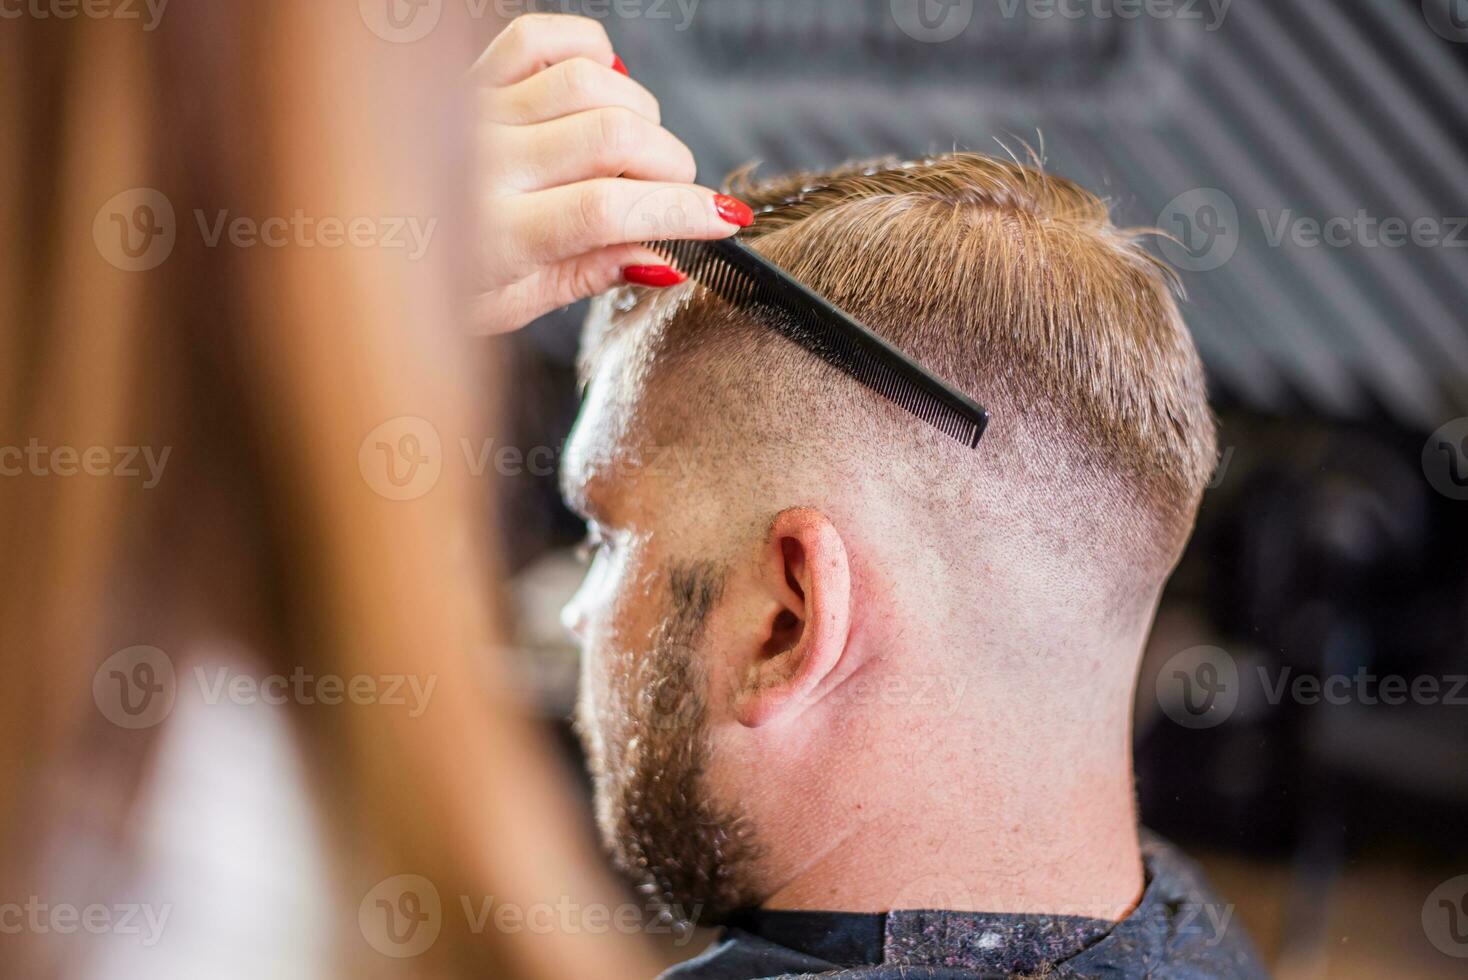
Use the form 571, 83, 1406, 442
489, 2, 1468, 976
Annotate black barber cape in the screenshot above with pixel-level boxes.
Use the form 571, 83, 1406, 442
661, 834, 1267, 979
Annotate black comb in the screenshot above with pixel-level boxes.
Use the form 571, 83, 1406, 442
643, 235, 989, 448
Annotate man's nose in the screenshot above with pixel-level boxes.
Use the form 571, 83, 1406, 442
560, 597, 587, 641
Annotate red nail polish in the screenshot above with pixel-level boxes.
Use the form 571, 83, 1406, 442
611, 54, 629, 76
623, 265, 686, 287
714, 194, 754, 228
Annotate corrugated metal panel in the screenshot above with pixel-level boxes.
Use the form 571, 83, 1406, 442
591, 0, 1468, 428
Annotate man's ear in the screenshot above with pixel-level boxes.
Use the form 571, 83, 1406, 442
733, 507, 852, 728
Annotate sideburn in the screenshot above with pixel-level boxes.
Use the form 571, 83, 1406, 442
595, 559, 764, 930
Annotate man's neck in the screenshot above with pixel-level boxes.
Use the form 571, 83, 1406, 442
760, 764, 1143, 920
757, 681, 1146, 921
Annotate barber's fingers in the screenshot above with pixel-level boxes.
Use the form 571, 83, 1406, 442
492, 108, 696, 192
473, 13, 615, 88
494, 179, 748, 276
489, 57, 660, 125
472, 243, 668, 335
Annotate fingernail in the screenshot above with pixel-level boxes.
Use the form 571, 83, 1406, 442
623, 265, 686, 287
611, 54, 629, 76
714, 194, 754, 228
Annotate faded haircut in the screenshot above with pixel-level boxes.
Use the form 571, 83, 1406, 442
584, 152, 1218, 576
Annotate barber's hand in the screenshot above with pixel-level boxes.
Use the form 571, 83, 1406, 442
473, 13, 753, 334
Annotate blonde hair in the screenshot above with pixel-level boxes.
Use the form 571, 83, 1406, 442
600, 152, 1217, 573
0, 9, 657, 979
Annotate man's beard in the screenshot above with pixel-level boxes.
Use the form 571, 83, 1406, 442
575, 560, 762, 931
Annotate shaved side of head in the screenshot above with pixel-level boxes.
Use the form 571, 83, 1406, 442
582, 151, 1217, 624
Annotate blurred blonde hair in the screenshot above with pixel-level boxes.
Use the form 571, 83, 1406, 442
0, 6, 657, 978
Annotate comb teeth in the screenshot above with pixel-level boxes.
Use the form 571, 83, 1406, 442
643, 237, 990, 449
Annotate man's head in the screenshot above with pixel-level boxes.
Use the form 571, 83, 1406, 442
562, 152, 1217, 923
